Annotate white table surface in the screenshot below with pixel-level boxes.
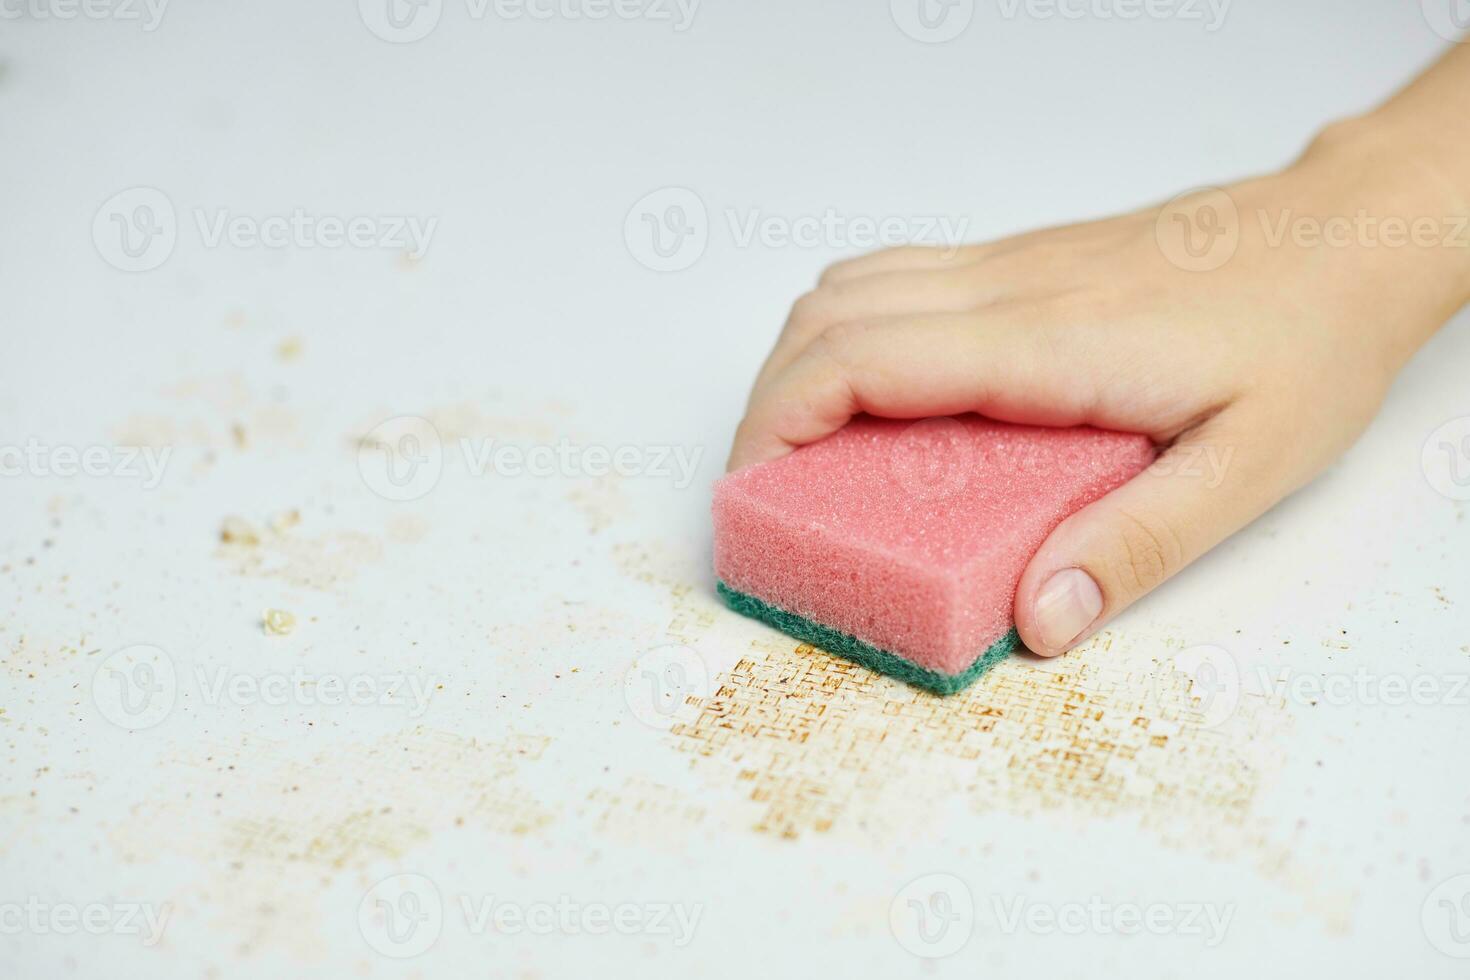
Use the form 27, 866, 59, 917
3, 1, 1469, 977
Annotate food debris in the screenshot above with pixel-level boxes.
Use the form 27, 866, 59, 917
269, 509, 301, 533
220, 516, 261, 546
276, 336, 303, 361
262, 609, 297, 636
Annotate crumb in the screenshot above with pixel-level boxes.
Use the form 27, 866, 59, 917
269, 509, 301, 533
220, 516, 261, 546
262, 609, 297, 636
276, 336, 303, 361
231, 422, 248, 449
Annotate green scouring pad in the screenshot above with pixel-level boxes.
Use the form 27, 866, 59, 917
717, 581, 1019, 695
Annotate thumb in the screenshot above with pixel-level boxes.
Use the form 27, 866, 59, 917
1012, 411, 1294, 656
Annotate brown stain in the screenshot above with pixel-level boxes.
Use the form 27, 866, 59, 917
215, 526, 383, 592
669, 635, 1287, 842
413, 399, 567, 444
579, 777, 710, 844
113, 374, 303, 452
603, 542, 1348, 918
110, 727, 555, 871
640, 631, 1356, 928
565, 478, 632, 535
611, 541, 719, 646
605, 543, 1292, 850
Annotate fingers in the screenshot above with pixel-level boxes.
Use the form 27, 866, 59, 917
728, 312, 1096, 471
818, 244, 988, 285
747, 269, 1016, 402
1012, 409, 1295, 656
817, 217, 1135, 286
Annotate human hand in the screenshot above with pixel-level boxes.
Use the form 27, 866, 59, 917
727, 121, 1468, 656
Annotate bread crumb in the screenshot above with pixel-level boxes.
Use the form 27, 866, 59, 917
269, 509, 301, 533
262, 609, 296, 636
220, 516, 261, 546
276, 336, 303, 361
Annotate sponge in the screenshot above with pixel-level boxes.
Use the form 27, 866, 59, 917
712, 415, 1155, 694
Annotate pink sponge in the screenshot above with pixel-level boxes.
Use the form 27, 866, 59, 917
713, 415, 1155, 692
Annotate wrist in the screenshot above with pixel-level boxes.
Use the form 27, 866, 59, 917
1300, 113, 1470, 217
1285, 114, 1470, 351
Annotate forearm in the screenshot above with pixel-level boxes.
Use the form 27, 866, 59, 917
1365, 42, 1470, 194
1291, 45, 1470, 353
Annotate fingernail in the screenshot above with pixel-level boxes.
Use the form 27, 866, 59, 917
1033, 568, 1103, 654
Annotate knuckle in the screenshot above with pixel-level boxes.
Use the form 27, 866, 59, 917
817, 262, 851, 287
810, 320, 870, 365
1110, 509, 1184, 596
730, 415, 764, 454
788, 290, 825, 325
787, 288, 844, 335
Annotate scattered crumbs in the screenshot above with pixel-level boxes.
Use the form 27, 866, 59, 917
268, 509, 302, 533
667, 635, 1291, 845
262, 609, 297, 636
220, 516, 261, 546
